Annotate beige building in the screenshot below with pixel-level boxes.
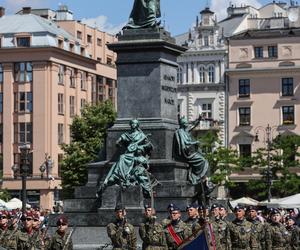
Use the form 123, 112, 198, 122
227, 28, 300, 157
0, 6, 117, 209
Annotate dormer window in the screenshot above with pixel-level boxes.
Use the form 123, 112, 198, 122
17, 37, 30, 47
204, 36, 209, 46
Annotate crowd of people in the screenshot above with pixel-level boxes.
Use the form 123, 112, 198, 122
0, 207, 72, 250
107, 203, 300, 250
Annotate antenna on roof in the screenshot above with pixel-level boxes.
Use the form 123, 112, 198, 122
163, 12, 166, 28
206, 0, 210, 8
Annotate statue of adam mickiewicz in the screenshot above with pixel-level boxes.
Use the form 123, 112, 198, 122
124, 0, 161, 29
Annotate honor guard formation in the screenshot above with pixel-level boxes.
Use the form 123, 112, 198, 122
0, 203, 299, 249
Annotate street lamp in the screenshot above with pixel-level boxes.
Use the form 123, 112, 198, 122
19, 144, 31, 213
254, 124, 278, 202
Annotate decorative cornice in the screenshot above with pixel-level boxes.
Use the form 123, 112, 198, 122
178, 83, 225, 92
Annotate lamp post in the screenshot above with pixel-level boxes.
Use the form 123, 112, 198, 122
19, 144, 31, 213
254, 124, 278, 202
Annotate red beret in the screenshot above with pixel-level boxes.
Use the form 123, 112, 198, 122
24, 211, 34, 219
33, 212, 40, 220
56, 215, 68, 225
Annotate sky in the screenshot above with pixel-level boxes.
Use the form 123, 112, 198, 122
0, 0, 275, 35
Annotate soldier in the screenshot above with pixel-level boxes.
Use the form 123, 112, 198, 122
219, 205, 230, 222
139, 205, 167, 250
285, 216, 299, 250
0, 210, 18, 249
265, 208, 289, 250
32, 212, 48, 250
107, 205, 137, 250
246, 205, 265, 250
228, 205, 254, 250
48, 215, 73, 250
164, 205, 191, 250
213, 205, 230, 250
161, 204, 174, 228
184, 203, 200, 234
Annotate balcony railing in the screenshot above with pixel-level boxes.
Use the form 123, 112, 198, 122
195, 119, 220, 131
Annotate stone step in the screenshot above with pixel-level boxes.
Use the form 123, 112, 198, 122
64, 198, 98, 213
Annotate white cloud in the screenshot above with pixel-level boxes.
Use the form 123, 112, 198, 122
3, 0, 50, 14
81, 16, 126, 35
211, 0, 263, 21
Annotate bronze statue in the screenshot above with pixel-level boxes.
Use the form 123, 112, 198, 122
173, 116, 209, 185
97, 119, 157, 198
124, 0, 161, 29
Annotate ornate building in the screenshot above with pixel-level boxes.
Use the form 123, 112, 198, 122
176, 7, 226, 145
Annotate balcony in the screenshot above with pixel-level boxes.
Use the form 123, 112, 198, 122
195, 119, 220, 131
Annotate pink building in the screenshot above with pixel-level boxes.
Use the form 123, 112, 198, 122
227, 28, 300, 157
0, 7, 117, 209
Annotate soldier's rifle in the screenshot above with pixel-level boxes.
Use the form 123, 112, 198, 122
62, 225, 76, 250
6, 212, 23, 241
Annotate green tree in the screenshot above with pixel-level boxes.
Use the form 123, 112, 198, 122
61, 101, 116, 197
199, 131, 240, 186
0, 189, 11, 202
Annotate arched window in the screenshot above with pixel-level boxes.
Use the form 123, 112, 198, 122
177, 66, 183, 84
199, 66, 205, 83
208, 65, 215, 83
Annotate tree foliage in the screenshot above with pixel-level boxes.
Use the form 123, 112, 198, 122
60, 101, 116, 197
0, 189, 11, 202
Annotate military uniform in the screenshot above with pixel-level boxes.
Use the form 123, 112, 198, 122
184, 217, 200, 234
139, 217, 167, 250
0, 227, 19, 250
286, 224, 299, 250
48, 231, 73, 250
164, 220, 191, 250
228, 218, 254, 250
107, 219, 137, 250
17, 228, 40, 250
265, 221, 290, 250
248, 218, 265, 250
215, 217, 231, 250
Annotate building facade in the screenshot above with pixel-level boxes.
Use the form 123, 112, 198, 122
227, 28, 300, 155
176, 8, 226, 145
0, 6, 117, 209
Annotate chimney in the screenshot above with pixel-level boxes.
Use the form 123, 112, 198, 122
0, 7, 5, 17
22, 7, 32, 14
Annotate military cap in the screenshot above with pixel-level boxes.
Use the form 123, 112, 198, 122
56, 215, 68, 226
24, 211, 34, 218
286, 216, 296, 222
114, 204, 125, 212
211, 203, 219, 210
219, 204, 225, 209
269, 208, 280, 215
234, 205, 246, 212
247, 205, 258, 211
33, 212, 40, 221
169, 204, 181, 212
144, 204, 152, 210
0, 210, 9, 218
167, 203, 174, 210
186, 203, 199, 210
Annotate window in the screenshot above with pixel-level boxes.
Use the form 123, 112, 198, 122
77, 31, 82, 40
199, 66, 205, 83
282, 78, 293, 96
239, 144, 252, 157
70, 96, 75, 117
14, 122, 32, 143
0, 93, 2, 113
191, 63, 194, 83
208, 65, 215, 83
268, 46, 278, 58
177, 67, 183, 84
58, 93, 64, 115
16, 37, 30, 47
58, 39, 63, 49
254, 47, 263, 58
81, 99, 86, 109
80, 47, 85, 56
58, 154, 63, 177
58, 123, 64, 144
239, 107, 251, 126
97, 38, 102, 46
239, 79, 250, 97
70, 69, 75, 88
201, 103, 212, 119
58, 65, 64, 85
204, 36, 209, 46
97, 57, 102, 63
107, 57, 113, 65
282, 106, 294, 125
69, 43, 74, 52
14, 62, 32, 82
15, 92, 32, 112
87, 35, 92, 43
80, 72, 87, 90
107, 78, 114, 98
0, 64, 3, 83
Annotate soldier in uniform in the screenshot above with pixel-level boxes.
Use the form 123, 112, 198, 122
228, 205, 254, 250
107, 205, 137, 250
161, 204, 174, 228
247, 205, 265, 250
164, 205, 191, 250
184, 203, 200, 234
0, 210, 18, 249
219, 205, 229, 222
32, 212, 49, 250
212, 205, 230, 250
265, 208, 289, 250
285, 216, 299, 250
48, 215, 73, 250
139, 205, 167, 250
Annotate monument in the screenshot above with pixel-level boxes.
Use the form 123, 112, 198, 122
59, 1, 211, 248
